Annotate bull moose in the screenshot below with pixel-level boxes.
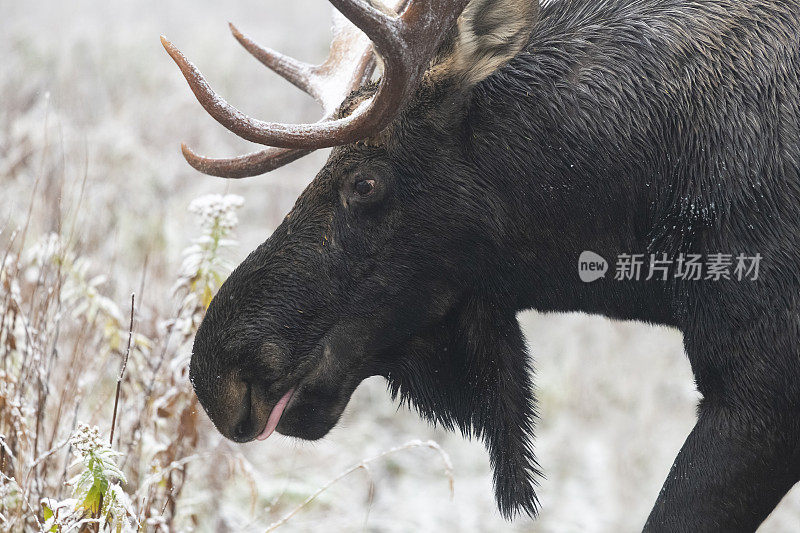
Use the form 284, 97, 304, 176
161, 0, 800, 530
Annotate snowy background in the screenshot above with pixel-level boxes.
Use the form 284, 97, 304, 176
2, 0, 799, 530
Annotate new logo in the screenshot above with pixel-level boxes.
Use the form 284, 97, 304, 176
578, 251, 608, 283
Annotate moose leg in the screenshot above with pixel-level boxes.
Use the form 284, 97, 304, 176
644, 400, 800, 532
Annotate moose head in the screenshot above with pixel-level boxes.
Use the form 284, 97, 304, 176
164, 0, 545, 518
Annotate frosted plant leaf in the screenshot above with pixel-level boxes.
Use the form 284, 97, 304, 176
24, 232, 62, 268
66, 423, 136, 530
0, 476, 22, 509
20, 233, 127, 352
104, 483, 137, 533
174, 193, 245, 321
41, 497, 82, 532
23, 232, 63, 283
1, 254, 22, 301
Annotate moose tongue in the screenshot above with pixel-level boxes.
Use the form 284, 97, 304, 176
257, 388, 295, 441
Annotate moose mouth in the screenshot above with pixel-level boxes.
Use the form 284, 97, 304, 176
228, 341, 361, 443
256, 388, 295, 441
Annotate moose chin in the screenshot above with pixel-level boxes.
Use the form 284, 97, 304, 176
162, 0, 800, 530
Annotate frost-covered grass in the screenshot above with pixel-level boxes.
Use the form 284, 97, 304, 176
2, 0, 800, 531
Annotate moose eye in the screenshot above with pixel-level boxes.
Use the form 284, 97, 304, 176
354, 178, 376, 197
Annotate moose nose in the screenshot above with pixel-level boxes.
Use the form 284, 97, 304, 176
230, 382, 260, 442
190, 356, 278, 443
232, 420, 258, 442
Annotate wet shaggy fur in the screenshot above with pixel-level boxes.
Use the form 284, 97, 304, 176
189, 0, 800, 530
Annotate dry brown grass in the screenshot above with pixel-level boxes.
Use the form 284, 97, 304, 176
0, 172, 230, 529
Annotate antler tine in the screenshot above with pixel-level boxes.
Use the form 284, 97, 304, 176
175, 8, 382, 180
229, 23, 320, 101
326, 0, 401, 56
181, 144, 312, 179
229, 11, 375, 114
172, 8, 381, 179
162, 35, 338, 149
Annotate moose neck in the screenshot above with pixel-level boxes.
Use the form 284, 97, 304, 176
463, 2, 684, 329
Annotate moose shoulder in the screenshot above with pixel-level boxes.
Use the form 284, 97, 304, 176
163, 0, 800, 530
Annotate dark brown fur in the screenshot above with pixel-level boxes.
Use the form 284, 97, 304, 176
189, 0, 800, 528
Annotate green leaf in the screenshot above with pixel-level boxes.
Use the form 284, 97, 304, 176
42, 503, 54, 522
83, 484, 104, 514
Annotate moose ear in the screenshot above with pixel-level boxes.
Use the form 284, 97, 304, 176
432, 0, 540, 86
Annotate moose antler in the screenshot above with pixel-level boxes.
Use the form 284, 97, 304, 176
161, 10, 376, 178
162, 0, 470, 178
